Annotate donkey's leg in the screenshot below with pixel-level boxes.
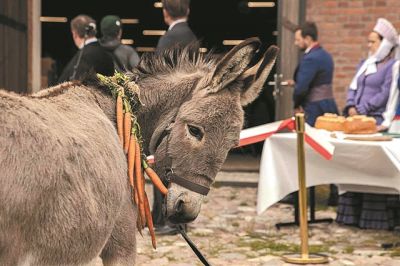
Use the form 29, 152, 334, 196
100, 196, 137, 266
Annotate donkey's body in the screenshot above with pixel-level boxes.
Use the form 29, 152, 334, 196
0, 38, 278, 265
0, 85, 136, 265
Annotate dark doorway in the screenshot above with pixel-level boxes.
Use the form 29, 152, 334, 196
41, 0, 278, 156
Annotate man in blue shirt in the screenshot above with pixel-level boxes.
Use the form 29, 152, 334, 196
289, 22, 338, 126
287, 22, 339, 206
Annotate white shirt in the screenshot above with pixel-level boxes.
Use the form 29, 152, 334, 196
304, 43, 318, 54
79, 38, 98, 49
168, 18, 187, 31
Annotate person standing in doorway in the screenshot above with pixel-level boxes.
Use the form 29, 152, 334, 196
58, 15, 114, 83
152, 0, 198, 236
156, 0, 198, 52
287, 21, 339, 126
100, 15, 140, 72
285, 21, 339, 206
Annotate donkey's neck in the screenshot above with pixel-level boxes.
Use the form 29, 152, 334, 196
58, 84, 116, 124
136, 74, 201, 152
32, 83, 116, 122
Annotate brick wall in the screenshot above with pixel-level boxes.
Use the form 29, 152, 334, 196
306, 0, 400, 111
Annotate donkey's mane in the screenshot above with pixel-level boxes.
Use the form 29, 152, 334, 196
134, 44, 217, 78
29, 45, 216, 99
30, 81, 81, 99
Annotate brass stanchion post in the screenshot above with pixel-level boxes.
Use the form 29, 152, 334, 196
282, 114, 329, 264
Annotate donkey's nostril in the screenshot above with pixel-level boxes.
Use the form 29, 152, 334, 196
166, 189, 201, 224
174, 199, 185, 214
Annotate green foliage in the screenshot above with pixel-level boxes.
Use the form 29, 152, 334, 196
343, 246, 354, 254
97, 72, 146, 148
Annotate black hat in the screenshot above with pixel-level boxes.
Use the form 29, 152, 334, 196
101, 15, 122, 37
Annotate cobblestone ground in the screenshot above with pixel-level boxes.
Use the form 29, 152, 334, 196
137, 172, 400, 266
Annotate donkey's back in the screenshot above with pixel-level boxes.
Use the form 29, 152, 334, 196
0, 86, 136, 265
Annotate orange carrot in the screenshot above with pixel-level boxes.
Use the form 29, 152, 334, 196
127, 136, 136, 188
123, 112, 132, 154
144, 191, 157, 249
136, 213, 143, 237
134, 185, 139, 205
139, 175, 146, 228
134, 186, 144, 232
144, 165, 168, 195
135, 141, 146, 226
116, 95, 124, 145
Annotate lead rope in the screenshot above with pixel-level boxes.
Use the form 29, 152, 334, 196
177, 224, 212, 266
163, 132, 212, 266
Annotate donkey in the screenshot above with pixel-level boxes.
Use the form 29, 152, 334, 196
0, 38, 278, 265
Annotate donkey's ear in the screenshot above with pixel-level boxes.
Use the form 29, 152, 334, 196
206, 37, 261, 93
239, 45, 279, 106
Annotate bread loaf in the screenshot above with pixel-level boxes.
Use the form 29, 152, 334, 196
315, 113, 345, 131
343, 115, 377, 134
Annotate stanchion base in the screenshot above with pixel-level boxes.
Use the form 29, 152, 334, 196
275, 218, 333, 230
282, 253, 329, 264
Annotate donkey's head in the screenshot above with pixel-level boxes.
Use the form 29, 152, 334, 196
138, 38, 278, 224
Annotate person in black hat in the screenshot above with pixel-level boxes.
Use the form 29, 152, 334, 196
100, 15, 140, 72
58, 14, 114, 83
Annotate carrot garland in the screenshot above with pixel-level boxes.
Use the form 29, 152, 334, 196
97, 72, 168, 250
116, 95, 124, 145
135, 141, 146, 227
123, 110, 132, 154
134, 185, 139, 204
127, 135, 136, 188
144, 191, 157, 249
136, 213, 143, 237
143, 161, 168, 195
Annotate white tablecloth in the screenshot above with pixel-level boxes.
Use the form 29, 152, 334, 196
257, 133, 400, 214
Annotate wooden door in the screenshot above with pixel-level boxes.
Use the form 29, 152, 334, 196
0, 0, 28, 92
0, 0, 40, 93
273, 0, 306, 120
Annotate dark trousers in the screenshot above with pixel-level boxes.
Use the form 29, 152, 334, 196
303, 98, 339, 126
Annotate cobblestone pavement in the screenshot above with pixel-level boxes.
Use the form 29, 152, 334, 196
137, 172, 400, 266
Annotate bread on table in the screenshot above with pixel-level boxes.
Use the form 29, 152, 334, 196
343, 115, 377, 134
315, 113, 377, 134
315, 113, 345, 131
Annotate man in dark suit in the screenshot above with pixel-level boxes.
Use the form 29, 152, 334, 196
152, 0, 198, 235
156, 0, 198, 52
58, 15, 114, 83
289, 21, 338, 126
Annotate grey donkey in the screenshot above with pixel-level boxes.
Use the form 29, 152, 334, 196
0, 38, 278, 265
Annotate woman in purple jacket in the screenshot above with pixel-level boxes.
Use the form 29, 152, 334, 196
337, 18, 400, 230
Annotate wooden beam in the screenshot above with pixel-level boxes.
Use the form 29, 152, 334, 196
275, 0, 306, 120
27, 0, 41, 93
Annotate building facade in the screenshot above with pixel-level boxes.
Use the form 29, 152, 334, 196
2, 0, 400, 117
307, 0, 400, 111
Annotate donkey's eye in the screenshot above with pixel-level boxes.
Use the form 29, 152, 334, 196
187, 125, 203, 141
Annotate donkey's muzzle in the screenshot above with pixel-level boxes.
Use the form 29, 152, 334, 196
165, 183, 203, 224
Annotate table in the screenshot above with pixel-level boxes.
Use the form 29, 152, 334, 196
257, 132, 400, 215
